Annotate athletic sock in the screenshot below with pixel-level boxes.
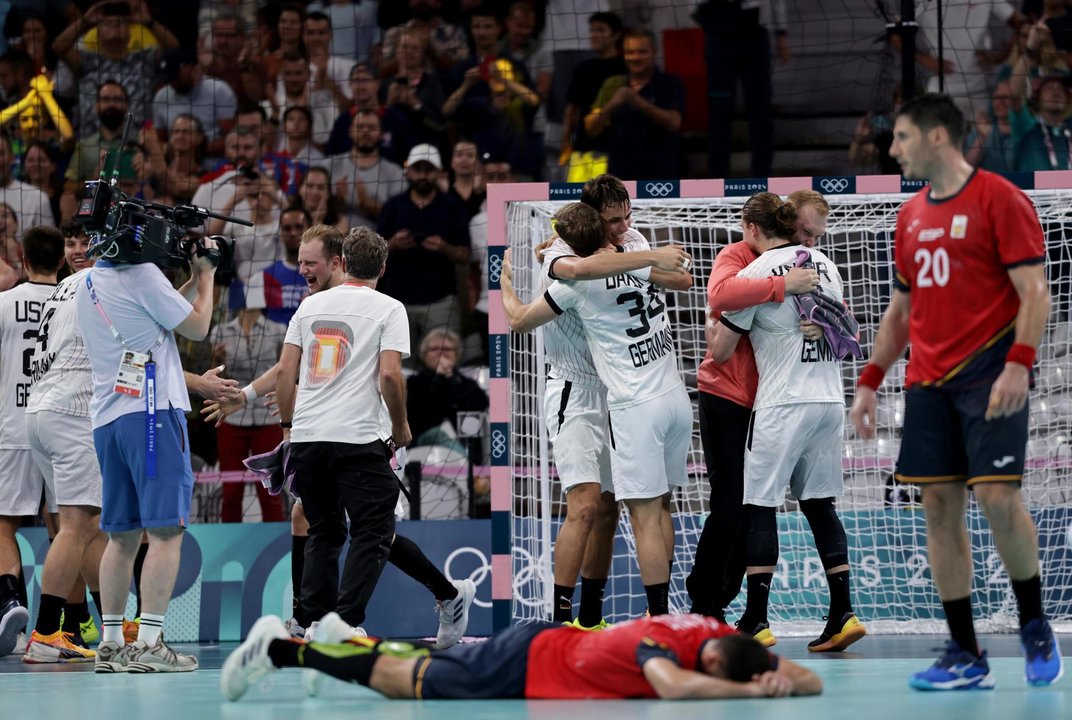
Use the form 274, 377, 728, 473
35, 593, 66, 635
1011, 575, 1044, 626
388, 534, 457, 602
0, 573, 17, 606
15, 566, 28, 609
269, 639, 381, 687
63, 601, 88, 635
101, 615, 124, 645
741, 572, 773, 629
133, 543, 148, 618
138, 612, 165, 645
942, 596, 980, 656
77, 597, 92, 623
644, 582, 669, 616
826, 570, 852, 620
552, 584, 575, 623
578, 577, 607, 627
291, 534, 307, 621
90, 591, 103, 619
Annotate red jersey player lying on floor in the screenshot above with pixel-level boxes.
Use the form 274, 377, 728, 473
222, 612, 822, 701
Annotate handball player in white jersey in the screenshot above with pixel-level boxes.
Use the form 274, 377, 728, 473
0, 226, 65, 658
710, 192, 865, 653
502, 202, 693, 616
537, 175, 691, 626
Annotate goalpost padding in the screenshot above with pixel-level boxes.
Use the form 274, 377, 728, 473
487, 173, 1072, 634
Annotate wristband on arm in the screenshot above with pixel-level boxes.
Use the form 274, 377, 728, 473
242, 384, 257, 406
1005, 343, 1036, 369
858, 363, 885, 391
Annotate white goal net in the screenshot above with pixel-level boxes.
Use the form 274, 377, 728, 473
507, 190, 1072, 635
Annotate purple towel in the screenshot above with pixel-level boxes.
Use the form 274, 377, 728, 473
242, 440, 295, 497
792, 249, 863, 360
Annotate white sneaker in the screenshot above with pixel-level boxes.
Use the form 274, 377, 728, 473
304, 620, 319, 642
10, 632, 26, 657
221, 616, 289, 701
283, 617, 305, 639
303, 612, 367, 698
126, 636, 199, 673
0, 600, 28, 657
436, 579, 476, 648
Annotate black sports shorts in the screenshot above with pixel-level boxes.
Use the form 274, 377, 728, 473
894, 383, 1028, 486
416, 623, 555, 699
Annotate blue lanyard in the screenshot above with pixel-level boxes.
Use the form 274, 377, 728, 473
85, 271, 166, 480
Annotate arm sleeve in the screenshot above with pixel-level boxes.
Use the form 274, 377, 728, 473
992, 186, 1046, 267
138, 266, 194, 331
284, 307, 303, 347
381, 302, 411, 358
708, 245, 785, 313
722, 304, 757, 333
892, 213, 912, 292
545, 280, 583, 314
635, 636, 681, 669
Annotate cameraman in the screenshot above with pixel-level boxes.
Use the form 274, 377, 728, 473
74, 234, 219, 673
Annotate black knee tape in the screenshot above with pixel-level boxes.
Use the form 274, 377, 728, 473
800, 498, 848, 569
745, 505, 779, 567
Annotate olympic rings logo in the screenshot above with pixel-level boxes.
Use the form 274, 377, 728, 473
488, 252, 503, 283
644, 181, 674, 197
491, 428, 507, 458
819, 177, 849, 194
442, 546, 555, 611
444, 546, 493, 609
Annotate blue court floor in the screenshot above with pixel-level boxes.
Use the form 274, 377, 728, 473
1, 635, 1068, 720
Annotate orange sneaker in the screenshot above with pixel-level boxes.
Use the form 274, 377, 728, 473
123, 619, 140, 644
22, 630, 96, 663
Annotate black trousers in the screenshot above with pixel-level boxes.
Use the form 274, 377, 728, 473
686, 392, 753, 616
293, 440, 399, 627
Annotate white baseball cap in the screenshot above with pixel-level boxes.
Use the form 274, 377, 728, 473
406, 143, 442, 170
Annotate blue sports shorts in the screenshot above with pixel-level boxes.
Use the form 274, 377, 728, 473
93, 408, 194, 532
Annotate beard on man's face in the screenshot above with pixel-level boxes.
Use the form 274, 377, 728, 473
411, 178, 436, 196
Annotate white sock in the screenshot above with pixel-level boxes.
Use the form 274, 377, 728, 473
102, 615, 124, 645
138, 613, 165, 645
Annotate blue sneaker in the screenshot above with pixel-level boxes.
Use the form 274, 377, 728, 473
1021, 618, 1064, 687
909, 641, 995, 691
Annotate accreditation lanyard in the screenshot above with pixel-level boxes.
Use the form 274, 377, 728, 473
85, 272, 167, 480
1040, 120, 1072, 170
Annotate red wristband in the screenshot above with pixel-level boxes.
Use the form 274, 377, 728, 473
1005, 343, 1036, 369
858, 363, 885, 391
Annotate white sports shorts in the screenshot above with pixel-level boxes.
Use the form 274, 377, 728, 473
0, 446, 53, 516
544, 377, 614, 494
744, 402, 844, 507
607, 384, 693, 501
27, 410, 102, 509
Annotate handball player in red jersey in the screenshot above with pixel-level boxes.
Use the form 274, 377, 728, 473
222, 612, 822, 701
850, 93, 1062, 691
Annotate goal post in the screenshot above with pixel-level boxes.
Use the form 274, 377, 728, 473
486, 173, 1072, 634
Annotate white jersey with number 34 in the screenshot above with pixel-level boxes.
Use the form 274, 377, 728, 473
539, 228, 651, 388
545, 268, 682, 411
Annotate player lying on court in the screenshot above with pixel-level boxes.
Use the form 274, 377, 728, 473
222, 612, 822, 700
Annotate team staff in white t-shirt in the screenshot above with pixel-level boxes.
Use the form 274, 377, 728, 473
0, 226, 66, 659
75, 232, 220, 673
502, 202, 693, 616
205, 227, 474, 647
276, 226, 411, 633
710, 193, 865, 654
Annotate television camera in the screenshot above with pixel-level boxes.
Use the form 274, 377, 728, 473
75, 116, 251, 279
